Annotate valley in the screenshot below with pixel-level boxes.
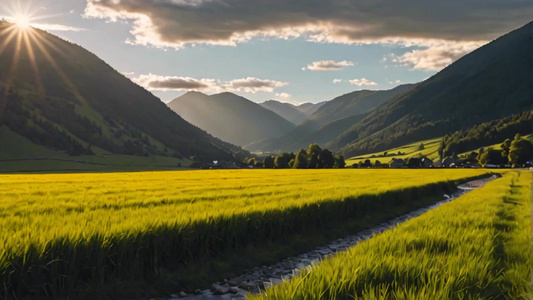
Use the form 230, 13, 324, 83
0, 5, 532, 300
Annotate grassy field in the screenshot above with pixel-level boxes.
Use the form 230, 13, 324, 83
345, 137, 441, 166
0, 169, 489, 298
0, 126, 191, 172
345, 134, 533, 166
253, 170, 532, 299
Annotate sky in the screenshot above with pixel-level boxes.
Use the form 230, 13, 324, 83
1, 0, 532, 104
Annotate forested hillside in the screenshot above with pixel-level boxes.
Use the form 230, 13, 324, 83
331, 21, 533, 157
0, 22, 241, 162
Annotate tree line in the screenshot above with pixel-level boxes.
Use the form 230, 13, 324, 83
438, 111, 532, 159
245, 144, 346, 169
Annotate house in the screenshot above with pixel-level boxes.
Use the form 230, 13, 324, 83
441, 157, 456, 168
389, 158, 405, 168
420, 156, 434, 168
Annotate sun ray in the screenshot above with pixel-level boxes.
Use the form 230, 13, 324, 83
22, 28, 45, 99
0, 26, 23, 123
31, 28, 66, 58
0, 26, 19, 56
1, 0, 91, 122
29, 30, 90, 107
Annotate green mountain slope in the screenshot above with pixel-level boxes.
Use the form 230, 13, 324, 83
0, 22, 240, 164
167, 92, 295, 147
331, 21, 533, 157
259, 100, 308, 125
248, 85, 415, 152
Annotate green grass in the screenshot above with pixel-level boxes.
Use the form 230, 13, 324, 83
345, 134, 533, 166
0, 126, 191, 172
253, 170, 532, 299
345, 137, 441, 166
0, 169, 488, 298
457, 134, 533, 157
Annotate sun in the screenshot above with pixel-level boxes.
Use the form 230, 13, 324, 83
12, 14, 31, 30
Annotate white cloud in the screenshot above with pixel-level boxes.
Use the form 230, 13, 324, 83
132, 73, 288, 94
275, 93, 291, 99
389, 40, 485, 71
33, 22, 84, 32
349, 78, 378, 87
306, 60, 354, 71
122, 71, 136, 78
333, 79, 343, 84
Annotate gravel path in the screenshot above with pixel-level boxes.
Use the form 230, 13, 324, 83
154, 175, 499, 300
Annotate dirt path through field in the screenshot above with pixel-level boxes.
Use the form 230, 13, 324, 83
158, 175, 500, 300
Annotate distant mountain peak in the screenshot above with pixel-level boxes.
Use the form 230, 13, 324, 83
183, 91, 207, 97
168, 92, 295, 147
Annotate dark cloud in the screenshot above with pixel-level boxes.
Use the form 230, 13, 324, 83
148, 77, 210, 90
85, 0, 533, 48
133, 74, 287, 93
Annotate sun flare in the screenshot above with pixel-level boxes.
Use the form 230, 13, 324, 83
13, 14, 31, 30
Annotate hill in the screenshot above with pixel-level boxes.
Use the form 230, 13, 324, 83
167, 92, 295, 147
259, 100, 309, 125
0, 22, 242, 166
331, 21, 533, 157
296, 102, 326, 116
248, 85, 416, 152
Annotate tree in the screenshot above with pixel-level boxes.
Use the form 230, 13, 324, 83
319, 149, 335, 168
274, 152, 291, 168
288, 159, 295, 168
363, 159, 372, 167
500, 138, 512, 157
293, 149, 308, 169
263, 156, 275, 168
418, 143, 425, 151
466, 151, 478, 165
307, 143, 322, 168
334, 155, 346, 168
508, 136, 533, 166
478, 148, 507, 166
246, 157, 256, 166
375, 160, 382, 167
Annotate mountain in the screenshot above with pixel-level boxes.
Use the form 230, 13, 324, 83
296, 102, 326, 116
307, 84, 416, 128
247, 85, 416, 152
0, 22, 241, 164
167, 92, 295, 147
259, 100, 308, 125
330, 21, 533, 157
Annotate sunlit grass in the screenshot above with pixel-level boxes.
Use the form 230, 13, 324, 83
0, 169, 489, 297
345, 137, 442, 166
253, 170, 532, 299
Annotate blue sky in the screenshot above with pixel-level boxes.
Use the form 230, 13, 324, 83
1, 0, 532, 104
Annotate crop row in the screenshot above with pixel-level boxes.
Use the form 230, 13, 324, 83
252, 170, 532, 299
0, 169, 489, 298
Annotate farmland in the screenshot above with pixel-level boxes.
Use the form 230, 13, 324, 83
253, 170, 532, 299
0, 169, 489, 298
345, 138, 442, 166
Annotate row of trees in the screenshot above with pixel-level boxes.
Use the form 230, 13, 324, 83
476, 134, 533, 167
438, 111, 532, 159
246, 144, 346, 169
